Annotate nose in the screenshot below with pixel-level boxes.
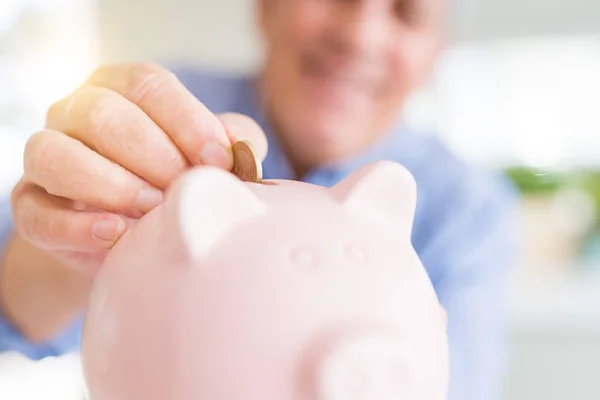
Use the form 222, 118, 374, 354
334, 2, 391, 58
312, 332, 413, 400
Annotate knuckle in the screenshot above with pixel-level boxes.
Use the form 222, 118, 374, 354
46, 85, 85, 125
24, 131, 45, 159
89, 63, 120, 84
46, 88, 89, 131
162, 153, 187, 183
16, 197, 44, 243
23, 131, 55, 179
123, 62, 174, 104
105, 171, 137, 210
44, 212, 64, 244
46, 97, 67, 123
84, 90, 116, 136
89, 64, 107, 80
10, 181, 30, 231
10, 179, 25, 210
129, 61, 166, 76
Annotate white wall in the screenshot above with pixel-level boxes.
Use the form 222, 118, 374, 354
451, 0, 600, 40
97, 0, 600, 68
98, 0, 262, 71
0, 0, 99, 192
504, 331, 600, 400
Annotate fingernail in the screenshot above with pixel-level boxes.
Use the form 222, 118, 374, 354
200, 141, 232, 169
92, 217, 125, 241
136, 187, 164, 214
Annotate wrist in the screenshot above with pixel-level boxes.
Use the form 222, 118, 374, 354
0, 231, 92, 342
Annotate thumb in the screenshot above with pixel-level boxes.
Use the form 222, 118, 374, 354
217, 113, 268, 163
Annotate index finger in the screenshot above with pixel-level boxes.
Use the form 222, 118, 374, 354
87, 62, 233, 170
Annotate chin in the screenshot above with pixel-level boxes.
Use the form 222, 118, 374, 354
286, 111, 367, 161
301, 75, 373, 117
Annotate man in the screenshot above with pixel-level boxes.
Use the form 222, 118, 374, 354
0, 0, 519, 399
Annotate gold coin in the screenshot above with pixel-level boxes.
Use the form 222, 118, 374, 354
232, 140, 263, 183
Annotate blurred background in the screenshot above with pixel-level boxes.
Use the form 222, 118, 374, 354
1, 0, 599, 399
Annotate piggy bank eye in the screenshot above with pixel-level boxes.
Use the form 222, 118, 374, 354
344, 243, 369, 264
290, 246, 318, 269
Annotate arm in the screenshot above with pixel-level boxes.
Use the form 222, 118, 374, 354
422, 174, 521, 400
0, 197, 85, 359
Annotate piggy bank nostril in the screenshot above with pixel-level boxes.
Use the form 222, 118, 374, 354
314, 332, 412, 400
341, 364, 370, 398
387, 360, 410, 389
319, 361, 370, 400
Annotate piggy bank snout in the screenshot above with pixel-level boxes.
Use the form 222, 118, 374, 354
311, 333, 413, 400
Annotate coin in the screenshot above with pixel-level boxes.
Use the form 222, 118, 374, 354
232, 140, 263, 183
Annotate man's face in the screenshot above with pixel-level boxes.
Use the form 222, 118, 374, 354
257, 0, 446, 167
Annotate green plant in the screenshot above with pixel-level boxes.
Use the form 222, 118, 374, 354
504, 167, 566, 195
504, 166, 600, 228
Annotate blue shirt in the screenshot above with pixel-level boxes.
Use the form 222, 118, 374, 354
0, 68, 520, 400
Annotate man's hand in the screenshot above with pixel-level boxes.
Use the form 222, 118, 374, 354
11, 62, 268, 277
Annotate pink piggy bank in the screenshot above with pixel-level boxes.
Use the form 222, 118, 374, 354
81, 160, 449, 400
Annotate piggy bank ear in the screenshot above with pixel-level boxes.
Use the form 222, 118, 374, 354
331, 161, 417, 237
165, 166, 267, 260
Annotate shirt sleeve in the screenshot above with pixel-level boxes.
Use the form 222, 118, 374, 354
0, 196, 83, 359
421, 172, 521, 400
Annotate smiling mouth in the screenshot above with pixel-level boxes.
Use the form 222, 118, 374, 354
301, 51, 381, 98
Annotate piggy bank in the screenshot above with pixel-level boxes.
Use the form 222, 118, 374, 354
80, 160, 449, 400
